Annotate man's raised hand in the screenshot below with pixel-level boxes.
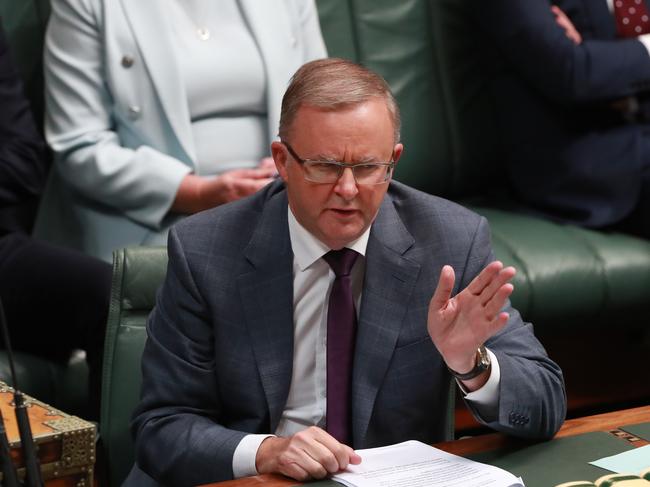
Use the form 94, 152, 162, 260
427, 261, 515, 385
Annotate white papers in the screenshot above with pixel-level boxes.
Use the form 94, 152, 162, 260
333, 440, 524, 487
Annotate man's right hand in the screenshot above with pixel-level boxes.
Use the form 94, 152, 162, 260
255, 426, 362, 481
551, 5, 582, 44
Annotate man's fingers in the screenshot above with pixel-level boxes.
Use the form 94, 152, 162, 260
479, 266, 516, 306
281, 462, 311, 482
465, 261, 503, 296
293, 427, 351, 475
310, 429, 356, 473
278, 440, 331, 480
430, 265, 455, 311
484, 283, 514, 319
488, 311, 510, 336
551, 5, 582, 44
349, 449, 362, 466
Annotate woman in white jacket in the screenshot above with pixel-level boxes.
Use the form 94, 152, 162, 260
36, 0, 327, 261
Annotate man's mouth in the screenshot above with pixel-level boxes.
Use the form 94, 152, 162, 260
329, 208, 358, 216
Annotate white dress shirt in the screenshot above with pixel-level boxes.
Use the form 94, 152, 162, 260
231, 208, 501, 477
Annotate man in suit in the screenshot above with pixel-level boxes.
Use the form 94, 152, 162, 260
474, 0, 650, 238
129, 58, 566, 486
0, 20, 111, 419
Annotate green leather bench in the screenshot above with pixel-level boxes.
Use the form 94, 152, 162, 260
100, 247, 166, 487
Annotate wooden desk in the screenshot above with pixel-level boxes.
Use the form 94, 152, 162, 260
205, 405, 650, 487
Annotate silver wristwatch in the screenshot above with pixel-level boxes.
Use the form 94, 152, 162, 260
447, 345, 491, 381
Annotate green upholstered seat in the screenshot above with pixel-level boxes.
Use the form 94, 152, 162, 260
100, 246, 167, 487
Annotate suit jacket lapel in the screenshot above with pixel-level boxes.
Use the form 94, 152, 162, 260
237, 190, 295, 431
352, 195, 421, 446
118, 0, 196, 162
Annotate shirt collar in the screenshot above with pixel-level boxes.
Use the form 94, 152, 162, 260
288, 207, 370, 271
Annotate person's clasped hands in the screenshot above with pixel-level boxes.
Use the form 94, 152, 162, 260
172, 158, 277, 214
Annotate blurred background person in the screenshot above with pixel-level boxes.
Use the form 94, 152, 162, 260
35, 0, 327, 261
0, 19, 110, 419
474, 0, 650, 239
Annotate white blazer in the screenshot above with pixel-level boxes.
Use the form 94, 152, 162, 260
35, 0, 326, 261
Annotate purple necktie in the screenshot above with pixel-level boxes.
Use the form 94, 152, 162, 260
323, 248, 359, 445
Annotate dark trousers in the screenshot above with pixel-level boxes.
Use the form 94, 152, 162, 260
0, 233, 112, 418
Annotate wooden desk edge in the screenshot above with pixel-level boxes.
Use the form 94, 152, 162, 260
203, 405, 650, 487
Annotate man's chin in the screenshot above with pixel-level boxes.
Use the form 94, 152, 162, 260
319, 223, 366, 248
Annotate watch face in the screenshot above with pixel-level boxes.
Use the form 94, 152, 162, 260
477, 346, 490, 370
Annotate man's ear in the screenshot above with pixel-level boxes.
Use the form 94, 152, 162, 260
392, 143, 404, 165
271, 141, 289, 182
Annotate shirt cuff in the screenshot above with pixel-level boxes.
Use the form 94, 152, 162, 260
638, 34, 650, 56
458, 349, 500, 411
232, 434, 275, 478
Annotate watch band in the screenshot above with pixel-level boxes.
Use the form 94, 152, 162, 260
447, 345, 491, 381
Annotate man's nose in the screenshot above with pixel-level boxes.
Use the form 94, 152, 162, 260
334, 167, 359, 199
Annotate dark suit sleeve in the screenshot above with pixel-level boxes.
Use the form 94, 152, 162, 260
131, 227, 247, 486
458, 217, 567, 439
474, 0, 650, 103
0, 22, 47, 223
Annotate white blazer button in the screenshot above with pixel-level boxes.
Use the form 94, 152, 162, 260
128, 105, 141, 119
290, 36, 297, 46
121, 55, 135, 68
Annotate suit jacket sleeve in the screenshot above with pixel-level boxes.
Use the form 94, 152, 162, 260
474, 0, 650, 103
459, 217, 566, 439
131, 226, 246, 486
45, 0, 195, 229
0, 22, 47, 233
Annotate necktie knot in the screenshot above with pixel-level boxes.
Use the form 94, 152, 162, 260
324, 248, 359, 277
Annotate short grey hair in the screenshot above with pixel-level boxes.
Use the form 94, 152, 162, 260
278, 58, 401, 143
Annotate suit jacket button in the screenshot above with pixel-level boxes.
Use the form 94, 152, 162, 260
128, 105, 141, 119
121, 55, 135, 68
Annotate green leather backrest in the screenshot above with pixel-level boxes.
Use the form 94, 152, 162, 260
316, 0, 501, 199
100, 246, 168, 487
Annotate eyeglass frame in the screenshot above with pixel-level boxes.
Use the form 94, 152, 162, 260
281, 141, 396, 185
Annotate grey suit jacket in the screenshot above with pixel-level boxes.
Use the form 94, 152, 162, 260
129, 180, 566, 486
34, 0, 326, 261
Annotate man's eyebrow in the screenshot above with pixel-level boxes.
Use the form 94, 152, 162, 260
309, 153, 382, 163
309, 153, 339, 161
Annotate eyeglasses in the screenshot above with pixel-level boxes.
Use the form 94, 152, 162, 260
282, 141, 395, 185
